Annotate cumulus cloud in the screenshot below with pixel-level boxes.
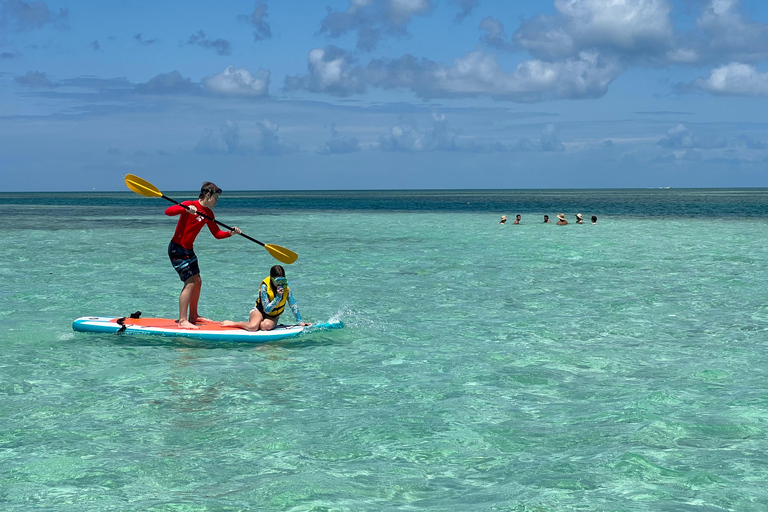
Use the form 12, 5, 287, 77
0, 0, 68, 32
368, 49, 623, 101
202, 65, 270, 96
286, 47, 622, 101
691, 0, 768, 64
657, 124, 727, 149
132, 67, 271, 97
319, 0, 434, 52
136, 71, 200, 95
317, 122, 362, 154
14, 71, 57, 87
186, 30, 231, 56
285, 46, 366, 96
734, 134, 766, 150
540, 124, 565, 152
194, 120, 299, 156
378, 113, 511, 152
195, 121, 252, 155
512, 0, 674, 62
238, 1, 272, 41
255, 119, 299, 155
689, 62, 768, 97
195, 128, 223, 154
480, 16, 514, 51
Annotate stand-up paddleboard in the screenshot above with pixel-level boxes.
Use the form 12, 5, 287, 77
72, 315, 343, 343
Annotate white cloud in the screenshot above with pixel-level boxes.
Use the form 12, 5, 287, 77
512, 0, 674, 61
691, 62, 768, 96
255, 120, 299, 155
194, 121, 251, 155
479, 17, 514, 51
369, 50, 623, 101
284, 47, 365, 96
202, 66, 270, 97
693, 0, 768, 63
657, 124, 727, 148
317, 123, 362, 154
319, 0, 433, 51
378, 113, 512, 152
541, 124, 565, 152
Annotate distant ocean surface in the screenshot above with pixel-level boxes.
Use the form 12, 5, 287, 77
2, 189, 768, 511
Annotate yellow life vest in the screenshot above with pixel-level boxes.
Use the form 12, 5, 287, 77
256, 277, 288, 317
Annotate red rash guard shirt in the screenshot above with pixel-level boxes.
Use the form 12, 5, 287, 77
165, 200, 231, 250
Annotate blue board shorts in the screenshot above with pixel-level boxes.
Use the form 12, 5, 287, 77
168, 242, 199, 282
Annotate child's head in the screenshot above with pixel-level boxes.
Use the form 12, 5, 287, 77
199, 181, 222, 200
270, 265, 287, 286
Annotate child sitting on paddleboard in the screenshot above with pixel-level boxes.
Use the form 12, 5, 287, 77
166, 181, 241, 329
222, 265, 310, 331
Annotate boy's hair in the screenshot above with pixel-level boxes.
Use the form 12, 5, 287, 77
270, 265, 286, 278
199, 181, 222, 199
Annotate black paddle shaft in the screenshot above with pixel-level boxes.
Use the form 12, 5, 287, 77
161, 194, 266, 248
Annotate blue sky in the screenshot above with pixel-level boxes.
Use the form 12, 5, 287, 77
2, 0, 768, 191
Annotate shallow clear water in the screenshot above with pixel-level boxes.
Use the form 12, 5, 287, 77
2, 190, 768, 511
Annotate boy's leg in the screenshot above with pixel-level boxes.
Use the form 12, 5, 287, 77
178, 275, 201, 329
188, 276, 212, 324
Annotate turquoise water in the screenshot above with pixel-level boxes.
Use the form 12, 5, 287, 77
2, 190, 768, 511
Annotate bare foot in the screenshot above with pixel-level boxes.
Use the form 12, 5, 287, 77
220, 320, 236, 327
191, 316, 213, 324
177, 320, 199, 329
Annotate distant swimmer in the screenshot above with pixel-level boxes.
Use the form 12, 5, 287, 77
557, 213, 568, 225
543, 215, 551, 223
513, 214, 521, 224
499, 215, 507, 224
575, 213, 584, 224
591, 215, 597, 224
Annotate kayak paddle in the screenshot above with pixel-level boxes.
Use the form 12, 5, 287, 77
124, 173, 298, 264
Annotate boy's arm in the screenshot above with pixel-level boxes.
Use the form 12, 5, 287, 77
207, 219, 234, 239
165, 203, 188, 216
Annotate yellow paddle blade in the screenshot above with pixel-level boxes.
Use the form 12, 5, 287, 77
265, 244, 298, 264
125, 174, 163, 198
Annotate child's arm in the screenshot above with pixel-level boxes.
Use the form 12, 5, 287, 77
286, 289, 306, 324
261, 283, 283, 315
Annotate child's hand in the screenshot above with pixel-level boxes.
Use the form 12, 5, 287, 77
299, 322, 311, 326
185, 204, 198, 215
275, 286, 284, 295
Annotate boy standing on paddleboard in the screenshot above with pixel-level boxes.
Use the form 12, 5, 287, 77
166, 182, 241, 329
